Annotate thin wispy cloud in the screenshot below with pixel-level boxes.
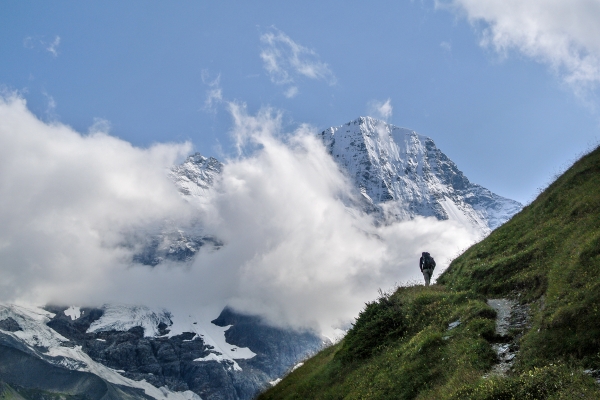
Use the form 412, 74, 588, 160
88, 118, 112, 135
368, 98, 393, 121
23, 35, 61, 57
284, 86, 299, 99
23, 37, 34, 49
46, 36, 61, 57
440, 0, 600, 98
201, 70, 223, 113
42, 91, 58, 120
260, 28, 336, 97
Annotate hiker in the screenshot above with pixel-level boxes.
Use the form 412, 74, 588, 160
419, 252, 436, 286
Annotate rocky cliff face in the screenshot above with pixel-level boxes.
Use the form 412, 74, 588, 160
319, 117, 522, 234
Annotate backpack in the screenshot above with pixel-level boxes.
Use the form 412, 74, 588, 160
423, 252, 436, 271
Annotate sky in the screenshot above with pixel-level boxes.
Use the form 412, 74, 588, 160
2, 0, 600, 204
1, 1, 600, 333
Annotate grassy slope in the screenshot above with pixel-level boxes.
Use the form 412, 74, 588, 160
258, 146, 600, 399
0, 383, 26, 400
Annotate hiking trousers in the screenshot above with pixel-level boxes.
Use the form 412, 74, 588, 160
422, 269, 433, 286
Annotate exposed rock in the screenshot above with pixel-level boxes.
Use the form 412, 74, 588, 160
0, 317, 22, 332
0, 336, 153, 400
44, 306, 324, 400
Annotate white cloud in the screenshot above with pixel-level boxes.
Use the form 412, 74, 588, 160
260, 28, 336, 97
0, 94, 193, 307
23, 37, 34, 49
368, 98, 393, 120
88, 118, 111, 134
46, 36, 60, 57
179, 102, 476, 334
441, 0, 600, 95
0, 95, 478, 336
284, 86, 299, 98
440, 41, 452, 52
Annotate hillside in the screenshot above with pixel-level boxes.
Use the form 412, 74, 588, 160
257, 145, 600, 399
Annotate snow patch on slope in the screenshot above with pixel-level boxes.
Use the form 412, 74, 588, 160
86, 304, 255, 371
64, 306, 81, 320
87, 304, 172, 337
170, 314, 256, 372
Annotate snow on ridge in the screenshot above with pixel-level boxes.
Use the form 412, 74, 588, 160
0, 303, 65, 349
167, 116, 521, 236
87, 304, 172, 337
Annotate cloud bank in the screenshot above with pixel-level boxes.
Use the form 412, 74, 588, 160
0, 94, 194, 306
0, 95, 478, 335
442, 0, 600, 96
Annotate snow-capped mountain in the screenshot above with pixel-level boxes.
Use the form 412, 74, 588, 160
319, 117, 522, 235
0, 117, 524, 400
164, 117, 522, 242
0, 303, 324, 400
169, 154, 222, 201
132, 154, 224, 266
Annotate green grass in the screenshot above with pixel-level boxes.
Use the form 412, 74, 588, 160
439, 145, 600, 370
0, 383, 26, 400
0, 381, 88, 400
259, 285, 499, 400
258, 145, 600, 399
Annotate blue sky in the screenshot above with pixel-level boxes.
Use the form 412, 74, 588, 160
2, 0, 600, 204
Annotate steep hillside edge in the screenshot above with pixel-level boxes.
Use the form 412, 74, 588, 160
258, 145, 600, 399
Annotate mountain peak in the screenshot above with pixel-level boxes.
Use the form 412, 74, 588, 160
320, 119, 521, 233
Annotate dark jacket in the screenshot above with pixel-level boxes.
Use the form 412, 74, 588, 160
420, 253, 436, 272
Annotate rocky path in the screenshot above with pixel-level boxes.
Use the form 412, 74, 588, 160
486, 298, 530, 376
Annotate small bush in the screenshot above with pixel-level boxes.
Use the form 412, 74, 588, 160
335, 293, 406, 364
